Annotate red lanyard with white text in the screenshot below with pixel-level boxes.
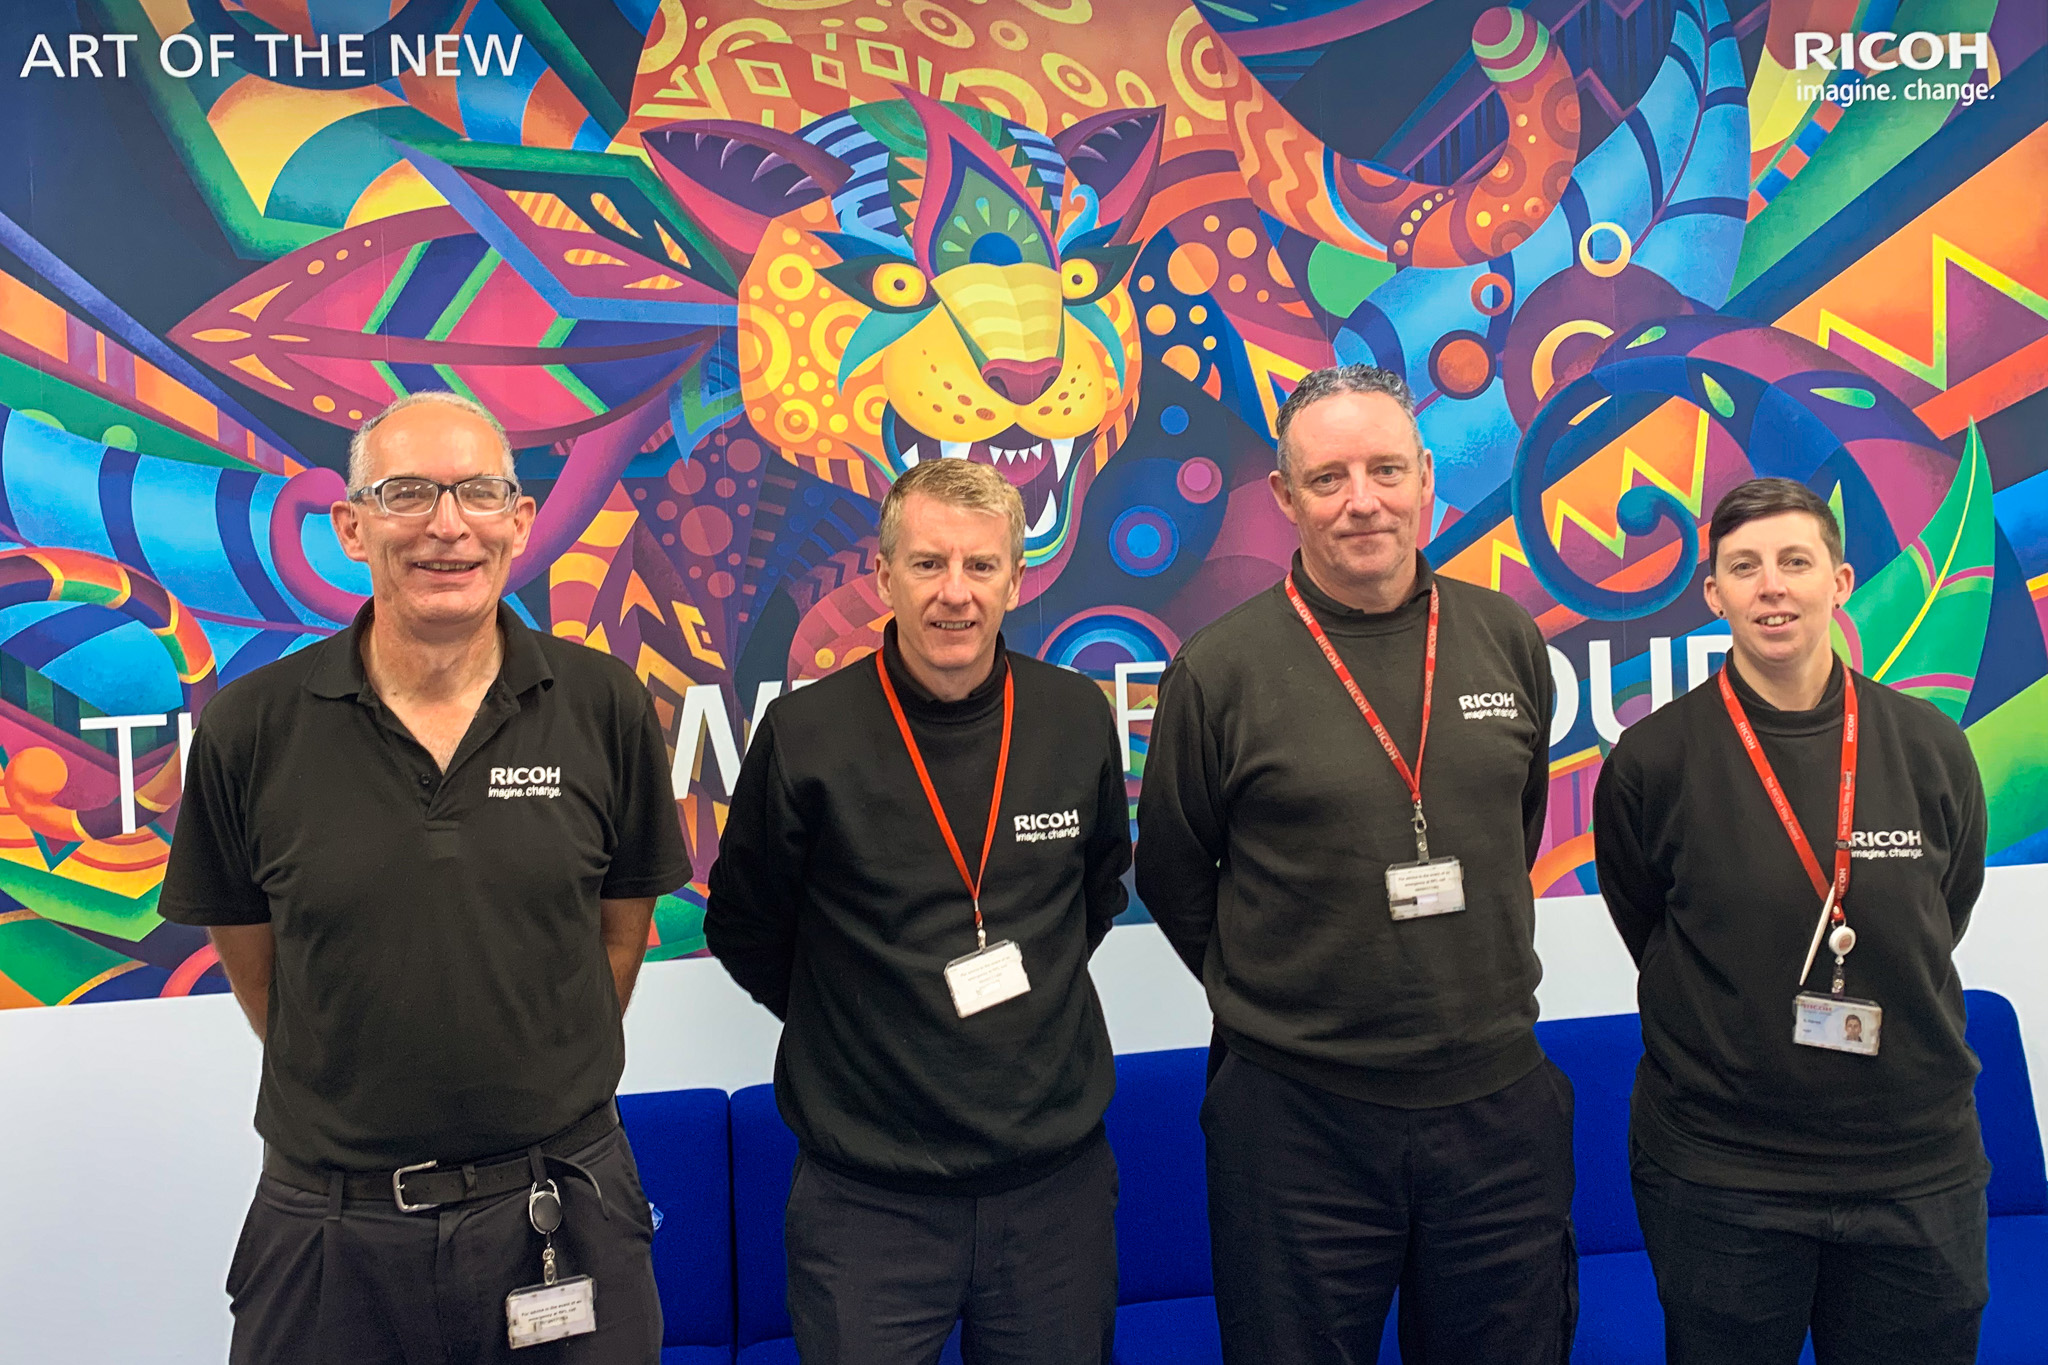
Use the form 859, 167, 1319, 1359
1285, 574, 1440, 862
1717, 664, 1859, 984
875, 653, 1014, 951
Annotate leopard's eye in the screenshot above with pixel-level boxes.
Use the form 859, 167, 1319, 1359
871, 262, 929, 309
818, 254, 938, 314
1061, 259, 1100, 301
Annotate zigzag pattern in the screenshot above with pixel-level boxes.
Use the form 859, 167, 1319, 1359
1815, 236, 2048, 392
1548, 411, 1710, 554
1462, 406, 1711, 592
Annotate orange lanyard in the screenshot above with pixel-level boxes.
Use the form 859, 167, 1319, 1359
875, 652, 1015, 950
1285, 574, 1441, 859
1717, 663, 1858, 923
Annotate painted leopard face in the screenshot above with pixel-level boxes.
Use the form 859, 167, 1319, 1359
650, 97, 1160, 593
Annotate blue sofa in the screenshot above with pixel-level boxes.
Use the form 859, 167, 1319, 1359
617, 1087, 736, 1363
1548, 989, 2048, 1364
621, 990, 2046, 1361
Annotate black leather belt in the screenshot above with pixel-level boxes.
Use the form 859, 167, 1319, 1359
263, 1102, 620, 1213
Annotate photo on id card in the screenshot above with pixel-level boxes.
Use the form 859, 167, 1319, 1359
1793, 994, 1881, 1056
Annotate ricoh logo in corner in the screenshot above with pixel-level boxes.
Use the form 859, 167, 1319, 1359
1459, 691, 1519, 721
1850, 828, 1924, 860
1014, 809, 1081, 843
1792, 31, 1994, 107
489, 765, 561, 800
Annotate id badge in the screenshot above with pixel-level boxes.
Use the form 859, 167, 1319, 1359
944, 939, 1031, 1018
506, 1274, 596, 1348
1386, 857, 1466, 920
1793, 993, 1881, 1056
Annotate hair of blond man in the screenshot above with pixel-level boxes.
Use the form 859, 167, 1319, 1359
347, 391, 517, 494
879, 459, 1027, 565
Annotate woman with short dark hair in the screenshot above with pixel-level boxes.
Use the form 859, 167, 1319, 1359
1593, 477, 1991, 1364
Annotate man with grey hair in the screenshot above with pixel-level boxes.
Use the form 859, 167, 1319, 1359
345, 388, 517, 490
1137, 364, 1571, 1363
161, 391, 691, 1362
707, 457, 1132, 1364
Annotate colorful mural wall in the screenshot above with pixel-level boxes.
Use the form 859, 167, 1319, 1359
0, 0, 2041, 1008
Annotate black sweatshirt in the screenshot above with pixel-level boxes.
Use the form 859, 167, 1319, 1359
1593, 657, 1989, 1195
1135, 553, 1555, 1108
705, 624, 1130, 1194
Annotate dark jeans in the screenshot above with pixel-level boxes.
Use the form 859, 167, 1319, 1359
1202, 1051, 1578, 1365
1632, 1152, 1989, 1365
226, 1124, 661, 1364
784, 1131, 1119, 1365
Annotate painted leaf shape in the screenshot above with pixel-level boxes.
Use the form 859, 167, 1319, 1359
171, 209, 716, 446
1837, 422, 1994, 719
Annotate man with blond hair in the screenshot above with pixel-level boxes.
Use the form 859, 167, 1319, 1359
708, 457, 1132, 1365
161, 390, 691, 1362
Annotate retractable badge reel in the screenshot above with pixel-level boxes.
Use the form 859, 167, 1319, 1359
505, 1175, 597, 1348
1792, 887, 1881, 1057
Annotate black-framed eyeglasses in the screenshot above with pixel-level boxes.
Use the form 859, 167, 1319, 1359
350, 475, 523, 517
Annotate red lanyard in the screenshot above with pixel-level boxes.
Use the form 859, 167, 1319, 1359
1717, 663, 1857, 922
1285, 573, 1441, 859
875, 652, 1015, 950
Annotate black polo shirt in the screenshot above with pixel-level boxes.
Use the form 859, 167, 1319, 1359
160, 602, 691, 1170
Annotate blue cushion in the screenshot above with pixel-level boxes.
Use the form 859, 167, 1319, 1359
1105, 1048, 1215, 1304
1534, 1013, 1646, 1257
730, 1084, 799, 1349
661, 1348, 733, 1364
1570, 1250, 1662, 1364
1982, 1213, 2048, 1364
1966, 990, 2048, 1217
1114, 1296, 1220, 1363
620, 1088, 735, 1351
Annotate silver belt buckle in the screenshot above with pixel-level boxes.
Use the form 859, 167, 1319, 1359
393, 1159, 441, 1213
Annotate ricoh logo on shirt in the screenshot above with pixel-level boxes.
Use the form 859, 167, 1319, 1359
488, 765, 561, 800
1850, 828, 1924, 860
1014, 809, 1081, 843
1459, 691, 1519, 721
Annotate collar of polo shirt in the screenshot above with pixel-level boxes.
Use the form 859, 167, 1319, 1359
307, 600, 554, 704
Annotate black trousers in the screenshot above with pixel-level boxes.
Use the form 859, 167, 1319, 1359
226, 1124, 661, 1364
784, 1131, 1119, 1365
1202, 1051, 1578, 1365
1632, 1152, 1989, 1365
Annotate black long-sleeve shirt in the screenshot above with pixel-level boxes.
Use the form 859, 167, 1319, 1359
705, 625, 1129, 1194
1135, 554, 1555, 1108
1593, 657, 1989, 1195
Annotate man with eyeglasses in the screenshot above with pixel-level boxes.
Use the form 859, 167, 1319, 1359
160, 391, 691, 1363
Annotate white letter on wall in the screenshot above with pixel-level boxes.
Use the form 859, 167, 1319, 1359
80, 714, 169, 834
1547, 646, 1579, 747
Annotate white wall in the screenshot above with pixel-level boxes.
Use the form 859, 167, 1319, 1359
3, 868, 2043, 1364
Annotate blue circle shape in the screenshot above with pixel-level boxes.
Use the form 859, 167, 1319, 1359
1109, 507, 1180, 577
1159, 404, 1189, 435
969, 234, 1024, 267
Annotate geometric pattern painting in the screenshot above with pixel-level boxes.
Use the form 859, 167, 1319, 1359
0, 0, 2040, 1006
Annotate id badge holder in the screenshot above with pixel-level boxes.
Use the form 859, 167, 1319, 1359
1386, 857, 1466, 919
506, 1179, 597, 1348
1792, 993, 1882, 1056
944, 938, 1031, 1018
1385, 805, 1465, 920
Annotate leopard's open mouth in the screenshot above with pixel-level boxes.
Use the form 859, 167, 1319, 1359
888, 413, 1087, 545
